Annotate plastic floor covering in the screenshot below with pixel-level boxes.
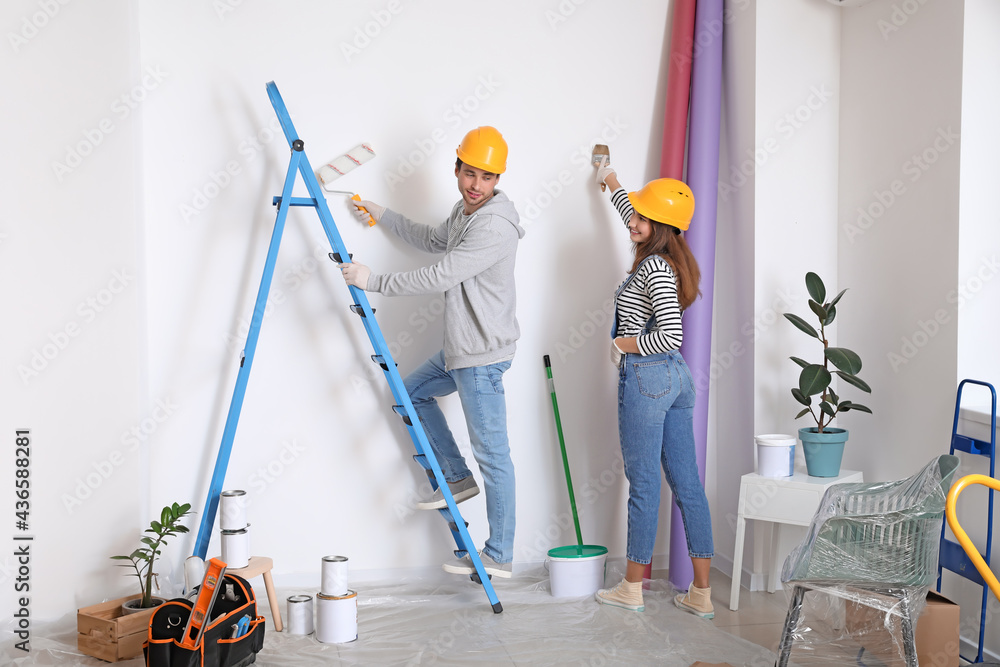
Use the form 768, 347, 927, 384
2, 565, 780, 666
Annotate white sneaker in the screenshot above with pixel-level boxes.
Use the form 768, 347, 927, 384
595, 578, 644, 611
415, 476, 480, 510
674, 584, 715, 619
442, 550, 512, 578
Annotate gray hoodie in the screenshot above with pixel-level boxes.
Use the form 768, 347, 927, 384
367, 190, 525, 370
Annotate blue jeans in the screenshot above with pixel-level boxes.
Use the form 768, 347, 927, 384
618, 350, 713, 564
404, 350, 515, 563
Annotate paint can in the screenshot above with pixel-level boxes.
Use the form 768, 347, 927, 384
315, 590, 357, 644
321, 555, 349, 597
220, 489, 248, 531
286, 595, 314, 635
220, 527, 250, 569
754, 434, 796, 478
184, 556, 205, 594
546, 545, 608, 598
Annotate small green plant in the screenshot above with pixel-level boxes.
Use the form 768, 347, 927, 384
111, 502, 193, 608
784, 272, 872, 432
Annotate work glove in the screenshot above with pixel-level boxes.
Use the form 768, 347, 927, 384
350, 199, 385, 226
610, 338, 625, 367
596, 156, 616, 188
339, 261, 372, 290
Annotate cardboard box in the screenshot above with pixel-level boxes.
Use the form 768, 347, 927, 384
77, 594, 156, 662
845, 590, 960, 667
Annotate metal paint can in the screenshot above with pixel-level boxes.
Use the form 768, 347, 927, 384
286, 595, 314, 635
315, 590, 357, 644
220, 489, 248, 531
220, 527, 250, 569
321, 555, 349, 597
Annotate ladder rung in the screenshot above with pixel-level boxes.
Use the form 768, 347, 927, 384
448, 521, 470, 533
939, 538, 987, 586
391, 405, 412, 426
952, 434, 993, 456
412, 454, 430, 470
272, 196, 317, 207
349, 304, 375, 318
328, 251, 353, 264
454, 549, 469, 558
371, 354, 397, 371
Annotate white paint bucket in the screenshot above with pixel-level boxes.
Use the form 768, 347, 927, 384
546, 545, 608, 598
220, 489, 248, 531
220, 527, 250, 569
286, 595, 314, 635
754, 434, 795, 477
321, 555, 348, 597
315, 590, 357, 644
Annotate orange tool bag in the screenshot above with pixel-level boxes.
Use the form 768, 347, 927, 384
143, 573, 265, 667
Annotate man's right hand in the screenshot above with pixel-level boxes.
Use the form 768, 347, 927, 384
350, 198, 385, 226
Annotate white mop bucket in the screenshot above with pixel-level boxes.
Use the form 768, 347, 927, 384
754, 433, 795, 477
546, 545, 608, 598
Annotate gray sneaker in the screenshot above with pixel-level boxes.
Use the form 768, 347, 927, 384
442, 550, 512, 578
414, 475, 480, 510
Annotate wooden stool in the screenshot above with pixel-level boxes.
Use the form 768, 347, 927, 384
226, 556, 283, 632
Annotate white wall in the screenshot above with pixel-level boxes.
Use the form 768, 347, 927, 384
731, 0, 841, 589
838, 0, 963, 479
5, 1, 996, 645
954, 0, 1000, 658
839, 0, 1000, 658
136, 0, 678, 592
754, 0, 841, 438
713, 0, 757, 583
0, 0, 146, 619
3, 0, 697, 622
958, 0, 1000, 390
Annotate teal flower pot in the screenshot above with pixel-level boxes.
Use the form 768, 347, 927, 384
798, 427, 848, 477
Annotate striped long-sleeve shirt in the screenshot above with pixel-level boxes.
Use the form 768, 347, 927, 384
611, 188, 683, 354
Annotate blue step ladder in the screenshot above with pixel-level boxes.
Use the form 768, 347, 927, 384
937, 379, 995, 663
191, 81, 502, 613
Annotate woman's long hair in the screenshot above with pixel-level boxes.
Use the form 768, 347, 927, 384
630, 217, 701, 311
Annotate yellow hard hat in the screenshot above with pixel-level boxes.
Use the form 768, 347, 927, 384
627, 178, 695, 230
456, 126, 508, 174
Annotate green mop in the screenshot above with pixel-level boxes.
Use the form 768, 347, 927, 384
544, 355, 607, 572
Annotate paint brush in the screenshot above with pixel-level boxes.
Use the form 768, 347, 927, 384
592, 144, 610, 192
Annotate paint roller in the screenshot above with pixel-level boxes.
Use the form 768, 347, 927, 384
315, 143, 378, 226
591, 144, 610, 192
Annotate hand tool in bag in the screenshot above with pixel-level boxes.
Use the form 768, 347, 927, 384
180, 557, 227, 649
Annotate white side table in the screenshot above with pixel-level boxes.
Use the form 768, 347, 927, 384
729, 468, 863, 611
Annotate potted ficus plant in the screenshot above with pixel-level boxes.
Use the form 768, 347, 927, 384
784, 272, 872, 476
110, 501, 193, 613
77, 502, 194, 662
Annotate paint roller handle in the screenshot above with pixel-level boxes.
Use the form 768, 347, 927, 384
350, 195, 383, 227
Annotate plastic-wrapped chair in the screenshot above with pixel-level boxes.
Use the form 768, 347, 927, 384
775, 454, 960, 667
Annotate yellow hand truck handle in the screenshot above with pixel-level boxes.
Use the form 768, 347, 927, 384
946, 474, 1000, 601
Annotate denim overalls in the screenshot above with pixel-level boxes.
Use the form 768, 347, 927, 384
611, 256, 714, 563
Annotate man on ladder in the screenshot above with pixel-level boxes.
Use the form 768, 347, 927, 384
339, 127, 524, 579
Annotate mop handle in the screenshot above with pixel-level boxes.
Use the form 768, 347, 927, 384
544, 355, 584, 546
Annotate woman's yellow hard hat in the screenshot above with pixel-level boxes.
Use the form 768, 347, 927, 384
627, 178, 695, 230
